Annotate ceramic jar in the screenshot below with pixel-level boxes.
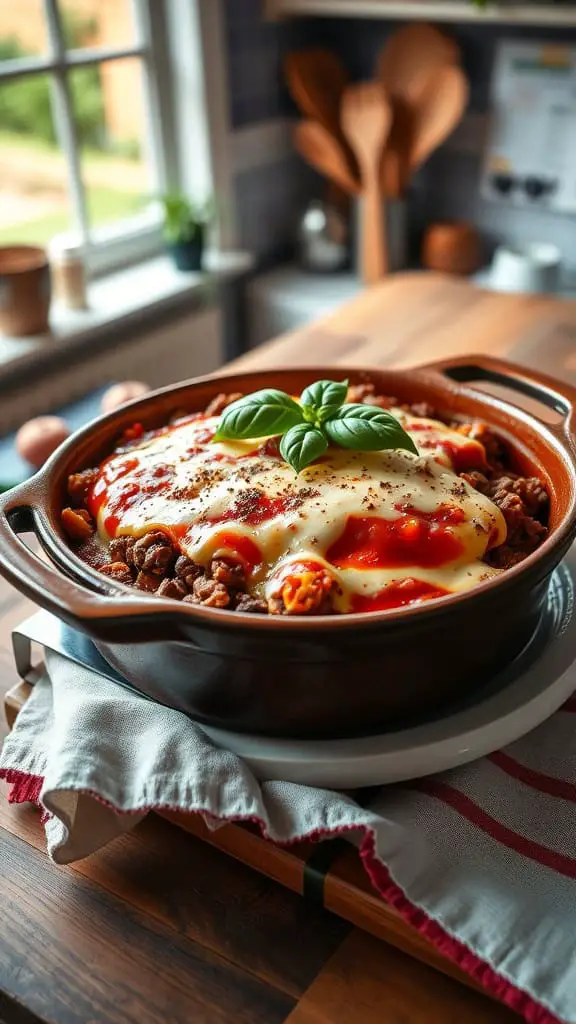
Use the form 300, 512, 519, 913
0, 245, 51, 337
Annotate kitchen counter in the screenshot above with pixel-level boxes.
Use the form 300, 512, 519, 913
1, 271, 574, 1024
232, 270, 576, 377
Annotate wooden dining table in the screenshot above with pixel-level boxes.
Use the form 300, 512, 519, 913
1, 271, 576, 1024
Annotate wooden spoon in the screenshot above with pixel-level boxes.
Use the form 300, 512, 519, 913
341, 82, 392, 284
377, 23, 460, 198
408, 65, 469, 180
293, 120, 356, 194
381, 97, 410, 199
377, 23, 459, 101
293, 120, 360, 195
285, 49, 348, 142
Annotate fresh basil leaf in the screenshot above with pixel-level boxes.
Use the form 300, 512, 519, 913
279, 423, 328, 473
214, 389, 303, 440
324, 404, 418, 455
300, 379, 348, 423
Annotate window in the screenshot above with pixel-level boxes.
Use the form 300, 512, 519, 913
0, 0, 174, 273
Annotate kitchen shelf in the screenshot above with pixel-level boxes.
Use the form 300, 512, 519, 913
266, 1, 576, 27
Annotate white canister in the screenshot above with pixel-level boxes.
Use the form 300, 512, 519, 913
489, 243, 561, 295
48, 235, 89, 310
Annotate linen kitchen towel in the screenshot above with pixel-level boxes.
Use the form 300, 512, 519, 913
1, 648, 576, 1024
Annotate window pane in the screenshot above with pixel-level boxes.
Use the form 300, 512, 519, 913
0, 75, 72, 245
59, 0, 136, 51
69, 58, 152, 233
0, 0, 48, 60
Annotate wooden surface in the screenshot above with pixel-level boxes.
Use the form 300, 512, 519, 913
227, 271, 576, 378
1, 271, 572, 1024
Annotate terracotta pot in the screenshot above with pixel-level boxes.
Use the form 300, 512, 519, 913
0, 357, 575, 738
422, 222, 481, 276
0, 246, 51, 336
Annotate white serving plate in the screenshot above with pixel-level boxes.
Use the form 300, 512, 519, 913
204, 565, 575, 787
13, 557, 576, 790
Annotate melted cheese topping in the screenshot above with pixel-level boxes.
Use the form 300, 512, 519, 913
87, 409, 507, 612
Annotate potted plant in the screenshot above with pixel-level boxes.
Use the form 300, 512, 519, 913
159, 192, 212, 272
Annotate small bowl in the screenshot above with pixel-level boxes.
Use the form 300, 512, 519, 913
489, 243, 562, 294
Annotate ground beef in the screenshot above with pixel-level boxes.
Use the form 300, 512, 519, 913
174, 555, 204, 589
110, 536, 136, 565
190, 576, 231, 608
460, 471, 489, 494
61, 507, 94, 540
157, 578, 188, 600
487, 474, 549, 520
459, 469, 549, 570
67, 468, 99, 506
233, 593, 268, 614
132, 531, 175, 575
98, 561, 134, 585
483, 487, 548, 569
210, 556, 246, 589
134, 571, 162, 593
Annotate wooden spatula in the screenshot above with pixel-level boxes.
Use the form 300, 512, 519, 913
293, 120, 360, 195
377, 23, 459, 198
285, 49, 348, 141
408, 65, 469, 181
341, 82, 392, 284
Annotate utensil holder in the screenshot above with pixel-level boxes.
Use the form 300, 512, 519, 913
352, 198, 407, 279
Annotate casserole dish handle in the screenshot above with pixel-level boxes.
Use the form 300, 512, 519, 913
0, 483, 198, 644
418, 354, 576, 451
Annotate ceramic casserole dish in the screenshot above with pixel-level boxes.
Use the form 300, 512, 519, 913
0, 355, 575, 738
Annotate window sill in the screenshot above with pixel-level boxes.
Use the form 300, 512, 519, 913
0, 250, 254, 388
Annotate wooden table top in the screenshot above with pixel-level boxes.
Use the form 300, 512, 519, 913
228, 271, 576, 377
2, 272, 575, 1024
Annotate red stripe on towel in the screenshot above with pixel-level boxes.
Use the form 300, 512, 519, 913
415, 780, 576, 880
562, 694, 576, 712
489, 751, 576, 804
360, 834, 563, 1024
0, 768, 43, 806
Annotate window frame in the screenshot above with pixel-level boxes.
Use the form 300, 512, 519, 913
0, 0, 177, 274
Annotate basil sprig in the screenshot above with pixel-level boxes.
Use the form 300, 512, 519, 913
214, 379, 418, 472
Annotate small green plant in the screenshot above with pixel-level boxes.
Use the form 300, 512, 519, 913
159, 192, 212, 244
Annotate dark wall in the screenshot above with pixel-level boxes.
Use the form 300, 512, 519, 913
223, 0, 305, 127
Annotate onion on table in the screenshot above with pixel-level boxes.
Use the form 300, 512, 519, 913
15, 381, 150, 470
16, 416, 70, 469
101, 381, 149, 414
